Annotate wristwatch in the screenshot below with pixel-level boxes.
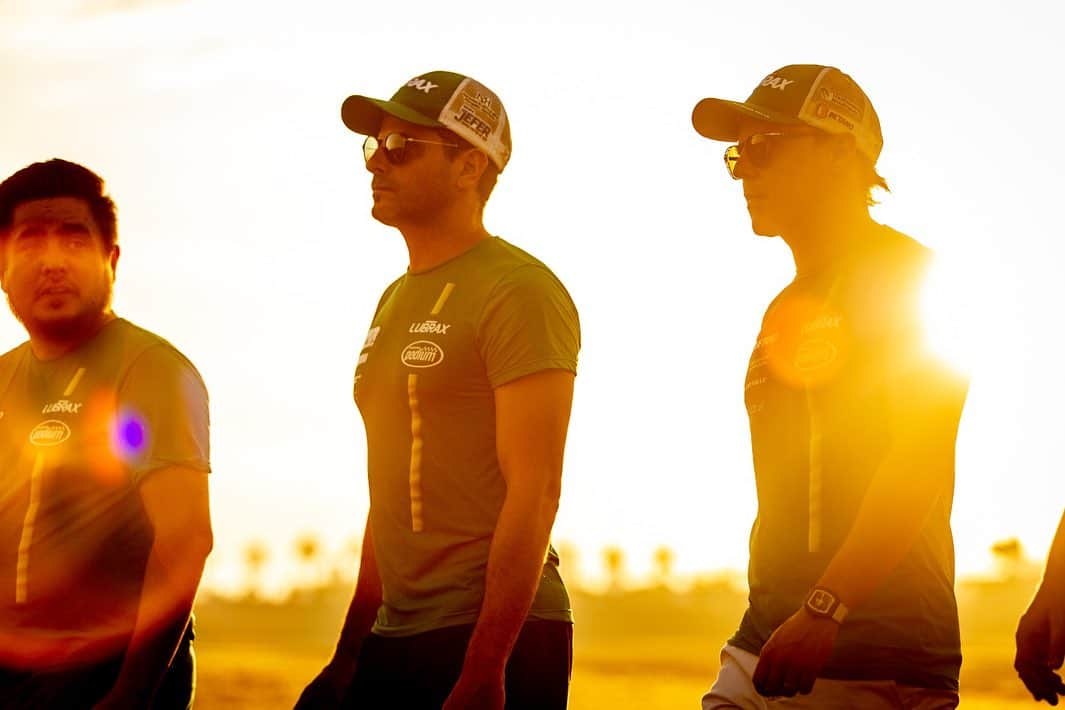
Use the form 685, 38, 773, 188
803, 587, 849, 624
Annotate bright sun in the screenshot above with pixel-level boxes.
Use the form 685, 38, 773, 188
920, 255, 982, 375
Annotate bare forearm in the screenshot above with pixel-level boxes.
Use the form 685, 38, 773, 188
463, 487, 559, 671
818, 451, 947, 608
333, 519, 382, 666
1038, 509, 1065, 595
108, 539, 210, 703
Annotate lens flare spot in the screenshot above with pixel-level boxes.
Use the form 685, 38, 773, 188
123, 418, 145, 449
112, 410, 149, 461
762, 296, 849, 388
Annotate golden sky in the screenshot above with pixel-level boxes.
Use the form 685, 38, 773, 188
2, 0, 1063, 593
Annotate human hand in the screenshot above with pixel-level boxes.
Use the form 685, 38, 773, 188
441, 666, 505, 710
752, 608, 839, 698
294, 657, 356, 710
1016, 591, 1065, 705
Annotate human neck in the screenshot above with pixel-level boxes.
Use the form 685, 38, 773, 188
29, 311, 116, 361
399, 203, 490, 273
781, 199, 876, 277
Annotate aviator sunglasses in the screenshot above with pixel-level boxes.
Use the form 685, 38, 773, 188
363, 133, 459, 165
723, 132, 785, 180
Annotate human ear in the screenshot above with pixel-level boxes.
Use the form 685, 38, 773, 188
456, 150, 489, 191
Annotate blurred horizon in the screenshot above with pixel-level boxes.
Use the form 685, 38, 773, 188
202, 530, 1048, 601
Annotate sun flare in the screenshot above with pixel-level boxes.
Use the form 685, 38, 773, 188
920, 255, 982, 375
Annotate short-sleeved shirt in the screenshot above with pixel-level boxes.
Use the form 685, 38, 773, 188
354, 237, 580, 637
730, 227, 968, 690
0, 318, 210, 670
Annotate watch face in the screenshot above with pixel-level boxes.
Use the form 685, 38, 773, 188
808, 589, 836, 614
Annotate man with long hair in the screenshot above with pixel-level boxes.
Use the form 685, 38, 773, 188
692, 66, 969, 708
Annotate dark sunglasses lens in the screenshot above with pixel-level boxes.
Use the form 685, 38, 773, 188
724, 145, 740, 179
382, 133, 408, 164
744, 134, 773, 166
363, 134, 408, 164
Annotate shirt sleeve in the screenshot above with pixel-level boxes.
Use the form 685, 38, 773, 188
116, 343, 211, 484
861, 253, 970, 431
478, 264, 581, 388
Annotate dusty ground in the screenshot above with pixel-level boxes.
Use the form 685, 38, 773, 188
189, 579, 1043, 708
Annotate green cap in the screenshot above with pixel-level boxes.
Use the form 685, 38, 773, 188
692, 65, 883, 164
342, 70, 512, 171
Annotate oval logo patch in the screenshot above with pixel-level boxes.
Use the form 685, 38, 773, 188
401, 340, 444, 368
794, 339, 838, 371
29, 419, 71, 447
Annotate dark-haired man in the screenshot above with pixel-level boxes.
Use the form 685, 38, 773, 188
0, 159, 212, 709
692, 66, 968, 708
296, 72, 579, 710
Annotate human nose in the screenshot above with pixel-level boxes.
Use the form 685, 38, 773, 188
364, 141, 388, 175
733, 152, 757, 180
38, 237, 70, 272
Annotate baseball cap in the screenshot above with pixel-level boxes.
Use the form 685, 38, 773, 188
692, 65, 883, 164
342, 70, 512, 172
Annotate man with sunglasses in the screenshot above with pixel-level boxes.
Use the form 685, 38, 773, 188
691, 65, 968, 708
296, 71, 579, 710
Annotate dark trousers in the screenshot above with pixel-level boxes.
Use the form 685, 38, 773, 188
0, 621, 196, 709
344, 619, 572, 710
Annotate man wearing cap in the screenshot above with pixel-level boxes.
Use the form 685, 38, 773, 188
0, 159, 212, 708
296, 71, 578, 710
691, 66, 968, 708
1015, 508, 1065, 704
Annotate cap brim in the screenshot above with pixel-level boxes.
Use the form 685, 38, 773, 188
341, 95, 443, 136
691, 98, 804, 141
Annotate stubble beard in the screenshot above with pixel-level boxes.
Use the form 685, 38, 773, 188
8, 287, 113, 346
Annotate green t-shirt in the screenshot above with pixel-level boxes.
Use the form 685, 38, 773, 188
354, 237, 579, 637
0, 318, 210, 669
731, 227, 968, 690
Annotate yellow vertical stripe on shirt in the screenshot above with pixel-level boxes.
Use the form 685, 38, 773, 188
805, 278, 841, 554
407, 373, 424, 533
430, 282, 455, 315
15, 453, 45, 604
63, 367, 86, 397
805, 389, 823, 553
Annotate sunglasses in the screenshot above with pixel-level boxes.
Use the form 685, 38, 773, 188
722, 132, 787, 180
363, 133, 459, 165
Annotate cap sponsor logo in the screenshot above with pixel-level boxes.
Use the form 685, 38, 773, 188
406, 78, 439, 94
401, 340, 445, 368
815, 103, 855, 130
29, 419, 71, 447
760, 75, 795, 91
447, 80, 503, 142
818, 86, 863, 118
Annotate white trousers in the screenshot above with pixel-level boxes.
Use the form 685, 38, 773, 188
701, 645, 960, 710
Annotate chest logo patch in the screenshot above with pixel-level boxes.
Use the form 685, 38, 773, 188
408, 320, 451, 335
401, 340, 445, 368
29, 419, 71, 447
41, 399, 83, 415
795, 339, 839, 371
363, 326, 381, 350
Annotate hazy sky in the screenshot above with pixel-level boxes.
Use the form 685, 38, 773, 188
2, 0, 1062, 593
